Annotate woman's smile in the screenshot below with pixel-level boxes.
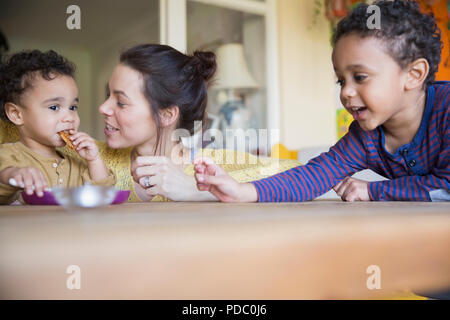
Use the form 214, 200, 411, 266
104, 123, 119, 136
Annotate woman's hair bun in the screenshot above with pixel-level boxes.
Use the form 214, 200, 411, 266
192, 51, 217, 82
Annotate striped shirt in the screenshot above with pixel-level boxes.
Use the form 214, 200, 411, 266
252, 81, 450, 202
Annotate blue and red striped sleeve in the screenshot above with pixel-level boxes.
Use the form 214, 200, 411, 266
252, 121, 368, 202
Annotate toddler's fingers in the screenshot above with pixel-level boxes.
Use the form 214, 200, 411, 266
8, 178, 18, 187
13, 175, 25, 189
38, 170, 49, 190
29, 170, 46, 197
76, 140, 95, 151
22, 174, 35, 195
68, 131, 83, 141
71, 134, 90, 146
37, 170, 50, 194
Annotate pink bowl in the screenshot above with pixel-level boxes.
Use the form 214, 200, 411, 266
22, 189, 130, 206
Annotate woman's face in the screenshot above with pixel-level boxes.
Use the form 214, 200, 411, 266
99, 64, 157, 149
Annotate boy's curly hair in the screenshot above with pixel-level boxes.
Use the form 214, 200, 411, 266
0, 50, 75, 122
333, 0, 442, 87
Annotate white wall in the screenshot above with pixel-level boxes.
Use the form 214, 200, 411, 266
90, 17, 160, 139
277, 0, 337, 149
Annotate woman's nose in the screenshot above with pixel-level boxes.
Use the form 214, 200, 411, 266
99, 101, 113, 116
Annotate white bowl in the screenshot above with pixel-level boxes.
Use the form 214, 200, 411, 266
51, 185, 119, 208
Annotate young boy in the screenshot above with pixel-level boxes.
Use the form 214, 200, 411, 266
194, 0, 449, 202
0, 50, 115, 204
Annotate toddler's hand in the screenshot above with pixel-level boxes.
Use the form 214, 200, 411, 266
69, 130, 100, 162
333, 177, 370, 202
0, 167, 49, 197
194, 157, 258, 202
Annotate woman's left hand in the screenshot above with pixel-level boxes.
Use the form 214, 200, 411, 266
131, 156, 209, 201
333, 177, 371, 202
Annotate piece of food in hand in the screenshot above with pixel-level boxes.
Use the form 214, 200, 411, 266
58, 131, 75, 149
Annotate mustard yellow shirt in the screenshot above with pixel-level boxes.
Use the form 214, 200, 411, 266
0, 142, 115, 204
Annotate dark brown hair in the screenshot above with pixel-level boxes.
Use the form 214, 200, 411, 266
333, 0, 441, 87
119, 44, 216, 154
0, 49, 75, 122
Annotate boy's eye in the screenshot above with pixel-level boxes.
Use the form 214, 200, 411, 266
117, 101, 125, 107
70, 105, 78, 111
49, 105, 59, 111
336, 79, 344, 87
354, 74, 367, 82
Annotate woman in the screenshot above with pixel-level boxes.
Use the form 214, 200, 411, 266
97, 43, 300, 202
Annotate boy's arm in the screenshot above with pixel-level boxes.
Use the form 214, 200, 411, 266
194, 122, 368, 202
194, 157, 258, 202
368, 174, 449, 201
251, 123, 368, 202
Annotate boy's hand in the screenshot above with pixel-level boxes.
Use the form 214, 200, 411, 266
333, 177, 370, 202
193, 157, 258, 202
69, 130, 100, 162
0, 167, 49, 197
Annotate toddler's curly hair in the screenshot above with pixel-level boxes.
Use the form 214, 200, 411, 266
333, 0, 442, 87
0, 50, 75, 121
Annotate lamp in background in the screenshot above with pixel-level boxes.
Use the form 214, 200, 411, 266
214, 43, 258, 135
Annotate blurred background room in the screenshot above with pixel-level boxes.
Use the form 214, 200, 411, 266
0, 0, 448, 157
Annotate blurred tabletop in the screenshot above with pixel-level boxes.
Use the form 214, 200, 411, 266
0, 201, 449, 299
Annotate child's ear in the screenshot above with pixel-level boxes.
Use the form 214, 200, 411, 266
405, 58, 429, 90
4, 102, 24, 126
159, 106, 179, 128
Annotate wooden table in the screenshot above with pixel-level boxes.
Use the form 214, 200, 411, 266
0, 201, 449, 299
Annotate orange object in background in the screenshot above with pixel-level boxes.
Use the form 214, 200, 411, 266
270, 143, 298, 160
419, 0, 450, 80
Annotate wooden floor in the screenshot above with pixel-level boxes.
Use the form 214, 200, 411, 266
0, 200, 449, 299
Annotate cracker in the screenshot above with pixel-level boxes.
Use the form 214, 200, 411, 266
58, 131, 75, 149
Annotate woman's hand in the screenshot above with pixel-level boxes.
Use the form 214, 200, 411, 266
333, 177, 370, 202
131, 156, 216, 201
69, 130, 100, 162
193, 157, 258, 202
0, 166, 49, 197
